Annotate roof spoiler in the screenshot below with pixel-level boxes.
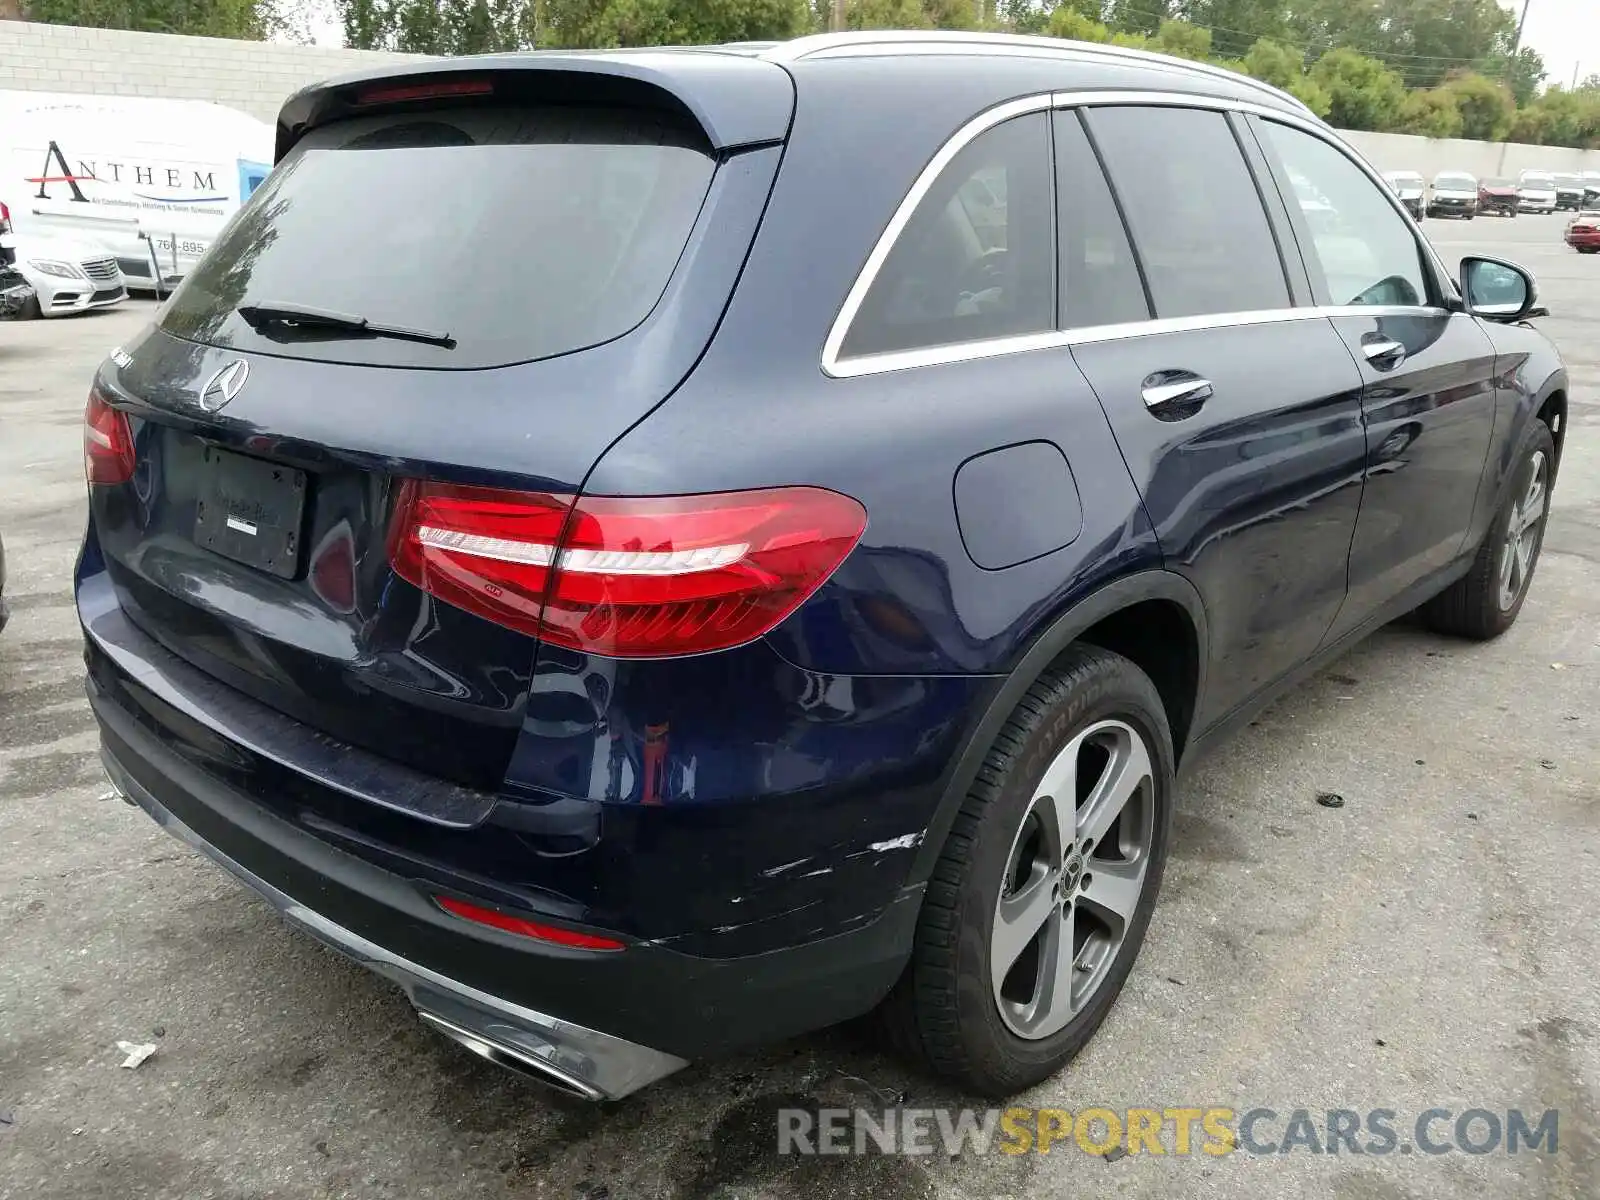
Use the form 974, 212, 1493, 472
275, 51, 796, 162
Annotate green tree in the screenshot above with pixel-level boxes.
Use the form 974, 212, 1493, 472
1287, 0, 1515, 90
1105, 0, 1165, 37
1373, 0, 1517, 90
843, 0, 936, 28
1047, 7, 1110, 42
1237, 39, 1330, 116
1514, 85, 1600, 149
1239, 35, 1302, 87
1179, 0, 1287, 60
545, 0, 809, 46
1508, 105, 1552, 146
1310, 47, 1406, 131
1477, 46, 1546, 107
25, 0, 280, 38
1396, 88, 1464, 139
1436, 71, 1514, 141
1149, 17, 1210, 61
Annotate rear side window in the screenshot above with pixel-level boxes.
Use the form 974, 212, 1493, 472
1086, 106, 1289, 319
839, 113, 1054, 360
160, 106, 715, 370
1054, 111, 1149, 329
1255, 120, 1430, 308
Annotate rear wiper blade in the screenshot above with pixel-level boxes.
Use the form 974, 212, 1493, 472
236, 302, 455, 348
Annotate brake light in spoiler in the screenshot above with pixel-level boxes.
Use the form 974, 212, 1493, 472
354, 78, 495, 107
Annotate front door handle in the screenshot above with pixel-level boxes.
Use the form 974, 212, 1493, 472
1141, 372, 1213, 420
1361, 336, 1407, 370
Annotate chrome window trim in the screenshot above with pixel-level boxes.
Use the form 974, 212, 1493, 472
827, 306, 1454, 379
819, 93, 1054, 375
822, 88, 1457, 380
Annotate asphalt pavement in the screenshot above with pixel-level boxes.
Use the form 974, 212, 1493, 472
1, 213, 1596, 1200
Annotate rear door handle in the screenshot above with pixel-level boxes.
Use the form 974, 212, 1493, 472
1361, 336, 1407, 370
1141, 372, 1213, 419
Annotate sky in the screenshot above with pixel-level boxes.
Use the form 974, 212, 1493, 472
1500, 0, 1598, 91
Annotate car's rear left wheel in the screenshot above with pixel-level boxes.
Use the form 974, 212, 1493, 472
884, 644, 1174, 1096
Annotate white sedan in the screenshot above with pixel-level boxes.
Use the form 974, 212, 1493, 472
3, 234, 128, 318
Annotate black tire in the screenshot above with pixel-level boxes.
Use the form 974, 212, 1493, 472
882, 644, 1175, 1096
1419, 420, 1555, 640
15, 291, 40, 320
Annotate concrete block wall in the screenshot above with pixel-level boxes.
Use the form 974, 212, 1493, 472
0, 19, 428, 124
1343, 129, 1600, 180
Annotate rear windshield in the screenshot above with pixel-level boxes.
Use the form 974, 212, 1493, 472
1520, 172, 1555, 187
159, 105, 715, 369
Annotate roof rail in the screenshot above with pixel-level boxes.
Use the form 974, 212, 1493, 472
760, 31, 1314, 118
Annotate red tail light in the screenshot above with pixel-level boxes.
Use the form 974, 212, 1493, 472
84, 388, 135, 485
389, 482, 867, 658
0, 200, 11, 234
435, 895, 624, 951
355, 78, 493, 106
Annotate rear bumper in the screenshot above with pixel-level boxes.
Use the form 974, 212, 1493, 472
94, 689, 923, 1094
82, 565, 928, 1094
103, 751, 683, 1100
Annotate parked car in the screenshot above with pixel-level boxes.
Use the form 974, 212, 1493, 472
1478, 179, 1521, 216
1429, 171, 1478, 218
1565, 211, 1600, 253
1383, 170, 1425, 219
1554, 173, 1585, 211
1584, 172, 1600, 207
0, 527, 8, 633
82, 33, 1566, 1102
1517, 170, 1559, 214
2, 229, 127, 319
0, 267, 32, 318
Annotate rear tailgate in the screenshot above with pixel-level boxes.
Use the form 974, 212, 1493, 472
83, 61, 792, 798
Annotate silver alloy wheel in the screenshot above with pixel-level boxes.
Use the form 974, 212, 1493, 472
990, 718, 1155, 1040
1498, 449, 1548, 611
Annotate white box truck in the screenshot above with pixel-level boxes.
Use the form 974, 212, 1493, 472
1, 90, 274, 294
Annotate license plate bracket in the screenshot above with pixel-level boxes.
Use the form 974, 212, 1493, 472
194, 447, 307, 580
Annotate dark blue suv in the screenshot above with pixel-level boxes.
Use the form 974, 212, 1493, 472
80, 33, 1566, 1100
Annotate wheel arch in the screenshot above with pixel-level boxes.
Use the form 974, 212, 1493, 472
904, 570, 1208, 888
1535, 386, 1567, 475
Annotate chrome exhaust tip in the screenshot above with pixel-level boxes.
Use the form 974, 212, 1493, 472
417, 1011, 606, 1101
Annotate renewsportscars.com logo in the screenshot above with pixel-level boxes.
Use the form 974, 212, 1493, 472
777, 1106, 1561, 1158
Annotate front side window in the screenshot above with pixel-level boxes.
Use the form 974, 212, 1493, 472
1257, 120, 1430, 308
838, 112, 1054, 360
1085, 106, 1290, 320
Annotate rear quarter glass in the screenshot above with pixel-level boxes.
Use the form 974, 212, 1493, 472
158, 105, 716, 370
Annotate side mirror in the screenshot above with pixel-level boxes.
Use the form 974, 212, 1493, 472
1461, 256, 1540, 322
